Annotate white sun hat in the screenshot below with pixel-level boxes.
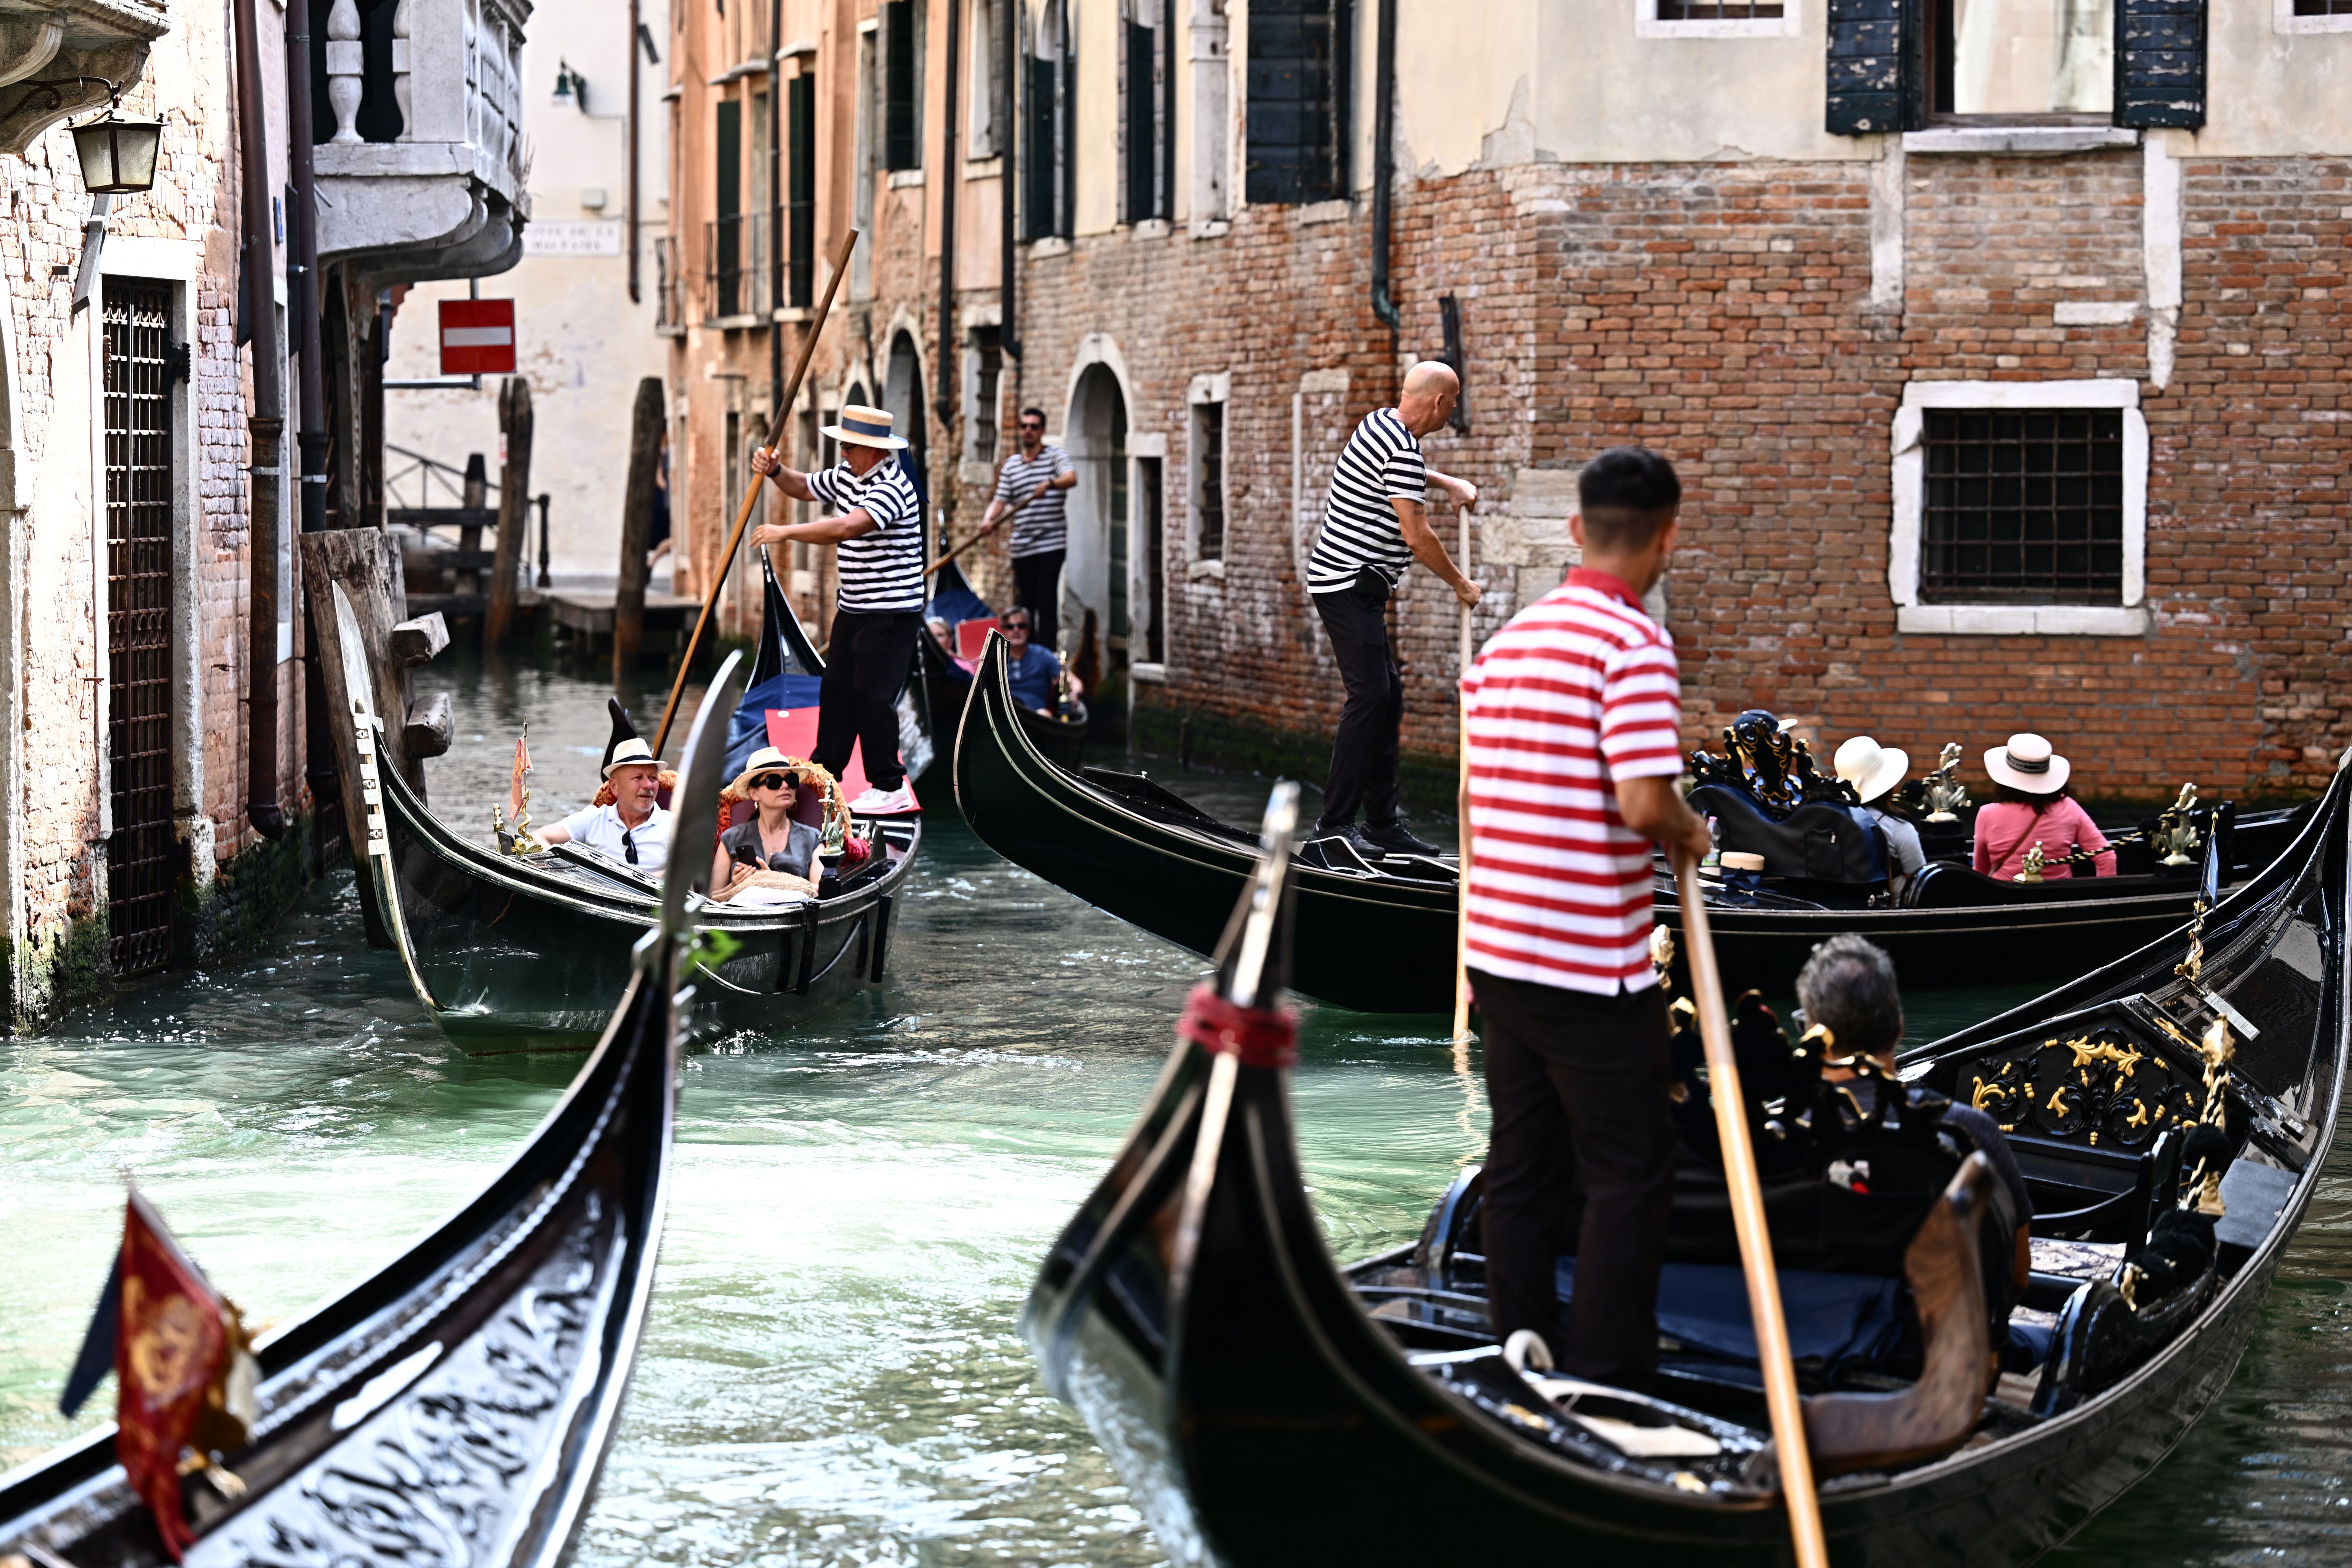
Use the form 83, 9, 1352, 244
602, 737, 658, 778
1984, 732, 2070, 795
1833, 736, 1910, 805
820, 403, 911, 451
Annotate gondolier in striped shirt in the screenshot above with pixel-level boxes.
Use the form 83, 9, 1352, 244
1461, 446, 1710, 1391
974, 407, 1078, 647
748, 405, 925, 813
1304, 362, 1481, 855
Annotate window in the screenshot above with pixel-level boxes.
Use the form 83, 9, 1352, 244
971, 0, 1007, 155
1138, 455, 1165, 660
1639, 0, 1796, 38
1191, 400, 1226, 562
787, 72, 816, 307
1245, 0, 1348, 204
1931, 0, 2112, 116
714, 98, 742, 316
967, 326, 1003, 463
854, 27, 877, 292
2279, 0, 2352, 31
1889, 379, 2148, 635
1122, 0, 1173, 223
883, 0, 923, 170
1024, 0, 1075, 239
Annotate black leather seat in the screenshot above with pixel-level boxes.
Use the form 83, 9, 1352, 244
1687, 783, 1889, 886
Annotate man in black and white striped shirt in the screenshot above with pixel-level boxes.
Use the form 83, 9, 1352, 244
1304, 361, 1480, 855
749, 404, 926, 813
975, 406, 1077, 647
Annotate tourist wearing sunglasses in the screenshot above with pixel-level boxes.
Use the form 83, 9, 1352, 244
708, 746, 824, 903
1002, 610, 1082, 719
974, 407, 1076, 646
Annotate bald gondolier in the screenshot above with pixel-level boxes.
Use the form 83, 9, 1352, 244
749, 404, 924, 813
975, 406, 1077, 647
1304, 361, 1481, 855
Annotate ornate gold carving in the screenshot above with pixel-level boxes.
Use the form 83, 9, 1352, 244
2015, 842, 2047, 884
1961, 1023, 2209, 1150
2154, 781, 2202, 867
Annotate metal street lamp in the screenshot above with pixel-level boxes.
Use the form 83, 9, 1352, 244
12, 76, 162, 195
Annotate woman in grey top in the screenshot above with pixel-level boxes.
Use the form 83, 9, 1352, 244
1834, 735, 1926, 892
707, 747, 824, 902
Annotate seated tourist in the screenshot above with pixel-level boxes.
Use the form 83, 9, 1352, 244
1003, 607, 1081, 718
926, 616, 957, 658
1974, 733, 2115, 879
708, 747, 823, 904
1834, 735, 1926, 892
541, 733, 672, 876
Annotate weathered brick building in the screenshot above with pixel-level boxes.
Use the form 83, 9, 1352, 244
669, 0, 2352, 813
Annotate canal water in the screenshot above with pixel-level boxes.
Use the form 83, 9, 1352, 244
2, 645, 2345, 1565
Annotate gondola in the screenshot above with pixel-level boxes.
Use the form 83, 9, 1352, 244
1023, 758, 2348, 1566
0, 658, 745, 1568
955, 632, 2307, 1009
916, 560, 1088, 811
329, 584, 920, 1038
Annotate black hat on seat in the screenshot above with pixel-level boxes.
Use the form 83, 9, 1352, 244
601, 699, 649, 779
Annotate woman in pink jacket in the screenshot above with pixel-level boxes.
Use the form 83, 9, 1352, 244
1973, 733, 2117, 880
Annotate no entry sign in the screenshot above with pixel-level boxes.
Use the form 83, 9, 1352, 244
439, 298, 516, 375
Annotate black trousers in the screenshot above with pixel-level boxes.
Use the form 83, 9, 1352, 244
814, 609, 920, 792
1313, 585, 1402, 832
1012, 549, 1064, 649
1473, 969, 1676, 1391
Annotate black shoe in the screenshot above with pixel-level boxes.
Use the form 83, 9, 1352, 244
1361, 819, 1443, 857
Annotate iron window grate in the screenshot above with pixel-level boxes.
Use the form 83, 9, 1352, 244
1920, 408, 2124, 605
1657, 0, 1784, 16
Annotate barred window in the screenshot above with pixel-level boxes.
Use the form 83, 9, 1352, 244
1656, 0, 1783, 16
2294, 0, 2352, 13
1920, 408, 2123, 604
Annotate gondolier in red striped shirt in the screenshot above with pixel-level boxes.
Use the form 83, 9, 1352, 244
1461, 446, 1710, 1391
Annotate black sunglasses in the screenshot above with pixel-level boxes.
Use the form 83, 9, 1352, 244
1004, 618, 1032, 631
750, 772, 795, 791
1018, 421, 1045, 431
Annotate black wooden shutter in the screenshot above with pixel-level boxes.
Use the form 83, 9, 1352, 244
2115, 0, 2205, 129
883, 0, 917, 169
1825, 0, 1925, 136
1023, 55, 1056, 239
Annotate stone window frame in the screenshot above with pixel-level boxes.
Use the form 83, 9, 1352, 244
1185, 372, 1231, 579
2275, 0, 2352, 33
1889, 378, 2150, 637
1635, 0, 1800, 42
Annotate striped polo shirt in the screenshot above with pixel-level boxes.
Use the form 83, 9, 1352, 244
1462, 568, 1685, 995
808, 455, 924, 613
1305, 407, 1428, 595
994, 444, 1073, 558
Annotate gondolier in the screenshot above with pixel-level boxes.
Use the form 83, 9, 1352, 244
974, 406, 1076, 647
751, 404, 924, 814
1305, 361, 1481, 855
1461, 446, 1710, 1389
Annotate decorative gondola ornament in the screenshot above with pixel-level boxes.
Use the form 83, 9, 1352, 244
2015, 842, 2047, 884
501, 725, 547, 857
2153, 782, 2202, 867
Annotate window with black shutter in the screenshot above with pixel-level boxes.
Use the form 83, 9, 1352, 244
1122, 0, 1173, 224
1022, 0, 1073, 239
788, 73, 816, 307
883, 0, 920, 170
1828, 0, 2202, 131
1245, 0, 1348, 205
1920, 409, 2124, 605
2114, 0, 2205, 128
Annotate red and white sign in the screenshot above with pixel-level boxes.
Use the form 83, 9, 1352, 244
438, 298, 516, 375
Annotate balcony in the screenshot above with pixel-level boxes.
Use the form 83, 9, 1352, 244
0, 2, 171, 154
313, 0, 534, 281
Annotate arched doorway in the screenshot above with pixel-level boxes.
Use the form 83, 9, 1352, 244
1064, 364, 1128, 707
884, 332, 929, 539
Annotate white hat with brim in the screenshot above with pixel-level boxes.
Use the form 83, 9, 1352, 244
603, 737, 659, 779
1833, 736, 1909, 805
1984, 732, 2070, 795
731, 746, 816, 796
820, 403, 911, 451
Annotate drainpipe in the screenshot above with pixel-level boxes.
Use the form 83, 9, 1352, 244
629, 0, 643, 303
769, 0, 784, 414
233, 0, 286, 840
999, 0, 1019, 361
1368, 0, 1399, 334
935, 0, 961, 441
286, 0, 326, 530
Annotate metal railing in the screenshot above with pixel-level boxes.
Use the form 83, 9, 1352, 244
705, 212, 772, 321
386, 444, 499, 513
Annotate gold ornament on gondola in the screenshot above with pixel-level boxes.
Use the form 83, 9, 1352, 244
1908, 741, 1973, 823
2014, 841, 2046, 884
498, 725, 547, 857
2153, 781, 2202, 868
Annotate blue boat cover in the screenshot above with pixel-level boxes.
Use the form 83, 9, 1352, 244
928, 556, 991, 628
1556, 1257, 1905, 1375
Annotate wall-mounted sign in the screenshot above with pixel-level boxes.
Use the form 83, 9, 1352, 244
524, 220, 625, 257
439, 299, 516, 375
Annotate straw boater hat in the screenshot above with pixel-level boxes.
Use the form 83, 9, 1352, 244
1833, 736, 1910, 805
1985, 732, 2070, 795
731, 746, 817, 796
821, 403, 911, 451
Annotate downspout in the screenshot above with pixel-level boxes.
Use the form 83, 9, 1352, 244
629, 0, 643, 303
1368, 0, 1399, 333
999, 0, 1019, 361
935, 0, 961, 443
287, 0, 325, 529
769, 0, 784, 415
233, 0, 286, 840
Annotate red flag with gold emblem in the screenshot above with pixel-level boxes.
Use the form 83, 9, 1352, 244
112, 1188, 254, 1562
510, 729, 533, 822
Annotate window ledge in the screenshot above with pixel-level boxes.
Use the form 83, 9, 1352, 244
1903, 125, 2140, 157
1187, 558, 1225, 582
705, 313, 765, 331
1189, 218, 1229, 240
964, 156, 1004, 179
957, 458, 998, 485
887, 168, 926, 188
1296, 198, 1353, 225
771, 305, 812, 324
1898, 604, 2150, 637
1028, 236, 1071, 259
1129, 217, 1171, 239
1132, 661, 1168, 685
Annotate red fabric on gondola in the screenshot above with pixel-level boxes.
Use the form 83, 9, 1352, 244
1177, 984, 1298, 1069
114, 1191, 229, 1562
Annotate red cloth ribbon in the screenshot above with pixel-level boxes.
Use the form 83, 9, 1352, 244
116, 1192, 228, 1562
1178, 983, 1298, 1070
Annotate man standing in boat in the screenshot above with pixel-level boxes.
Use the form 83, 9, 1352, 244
1461, 447, 1710, 1390
1305, 361, 1481, 856
974, 407, 1078, 648
748, 405, 925, 814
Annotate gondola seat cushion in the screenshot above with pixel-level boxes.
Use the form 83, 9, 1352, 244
1554, 1256, 1905, 1376
1687, 784, 1887, 885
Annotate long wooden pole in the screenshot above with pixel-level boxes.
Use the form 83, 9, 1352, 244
1452, 500, 1476, 1049
1675, 851, 1829, 1568
652, 227, 860, 757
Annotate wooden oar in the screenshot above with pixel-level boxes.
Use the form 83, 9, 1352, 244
651, 227, 859, 758
1451, 499, 1476, 1052
1675, 849, 1829, 1568
924, 475, 1056, 579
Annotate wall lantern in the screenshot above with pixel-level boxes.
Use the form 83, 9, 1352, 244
14, 77, 162, 195
551, 62, 586, 111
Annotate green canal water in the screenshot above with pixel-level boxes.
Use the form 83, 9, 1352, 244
2, 648, 2346, 1565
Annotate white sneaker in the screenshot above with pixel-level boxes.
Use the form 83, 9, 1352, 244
847, 785, 916, 814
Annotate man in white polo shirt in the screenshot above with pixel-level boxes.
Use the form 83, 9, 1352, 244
1461, 446, 1710, 1392
541, 731, 674, 875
